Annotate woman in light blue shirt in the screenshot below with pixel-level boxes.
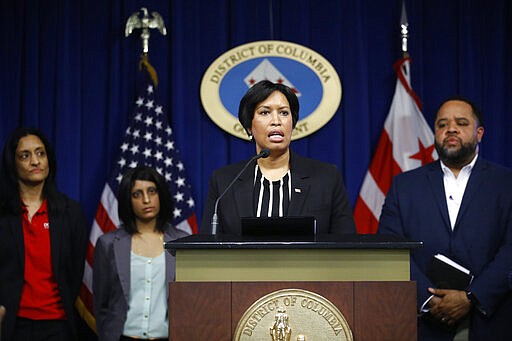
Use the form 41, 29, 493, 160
93, 166, 188, 341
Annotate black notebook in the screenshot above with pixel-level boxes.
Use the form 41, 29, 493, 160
427, 254, 474, 290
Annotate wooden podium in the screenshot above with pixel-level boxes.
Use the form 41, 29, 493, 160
165, 234, 421, 341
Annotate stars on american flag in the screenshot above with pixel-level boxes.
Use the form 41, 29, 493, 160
110, 81, 195, 221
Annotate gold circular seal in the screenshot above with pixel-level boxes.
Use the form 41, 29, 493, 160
234, 288, 353, 341
200, 40, 342, 141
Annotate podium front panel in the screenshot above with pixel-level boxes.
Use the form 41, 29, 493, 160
169, 281, 417, 341
175, 248, 410, 281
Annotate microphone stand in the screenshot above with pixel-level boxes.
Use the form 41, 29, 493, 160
211, 149, 270, 235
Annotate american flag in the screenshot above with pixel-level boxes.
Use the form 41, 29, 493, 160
353, 57, 437, 233
76, 63, 198, 330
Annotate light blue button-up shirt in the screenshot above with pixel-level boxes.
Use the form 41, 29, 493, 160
123, 252, 168, 339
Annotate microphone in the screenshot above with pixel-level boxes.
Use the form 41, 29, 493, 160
211, 148, 270, 235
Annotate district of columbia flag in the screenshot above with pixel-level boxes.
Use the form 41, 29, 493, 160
76, 55, 198, 331
353, 57, 437, 234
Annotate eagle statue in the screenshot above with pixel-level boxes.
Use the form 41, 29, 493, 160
125, 7, 167, 54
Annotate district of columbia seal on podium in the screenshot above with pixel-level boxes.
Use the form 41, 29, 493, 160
233, 288, 353, 341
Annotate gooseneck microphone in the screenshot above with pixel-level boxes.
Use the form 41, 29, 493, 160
211, 148, 270, 235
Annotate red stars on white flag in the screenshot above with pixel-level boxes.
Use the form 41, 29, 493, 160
354, 57, 437, 234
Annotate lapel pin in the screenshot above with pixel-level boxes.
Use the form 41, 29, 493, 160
294, 188, 301, 193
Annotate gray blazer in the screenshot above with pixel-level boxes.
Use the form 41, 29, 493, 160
93, 225, 187, 341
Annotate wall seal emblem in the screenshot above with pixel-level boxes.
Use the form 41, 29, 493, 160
200, 40, 342, 140
233, 288, 353, 341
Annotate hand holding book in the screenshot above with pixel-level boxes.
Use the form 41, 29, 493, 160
427, 254, 473, 290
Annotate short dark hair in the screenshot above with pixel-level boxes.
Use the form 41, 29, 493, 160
117, 166, 173, 234
238, 80, 300, 136
0, 127, 58, 214
436, 96, 484, 127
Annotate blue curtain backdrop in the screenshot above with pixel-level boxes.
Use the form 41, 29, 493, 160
1, 0, 511, 231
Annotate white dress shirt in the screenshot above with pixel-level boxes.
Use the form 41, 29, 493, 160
441, 154, 478, 230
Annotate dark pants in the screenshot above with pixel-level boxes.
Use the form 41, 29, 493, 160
12, 317, 71, 341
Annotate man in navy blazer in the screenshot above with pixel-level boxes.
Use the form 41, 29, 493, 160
379, 97, 512, 341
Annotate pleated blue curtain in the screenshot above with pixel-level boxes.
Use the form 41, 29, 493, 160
1, 0, 511, 229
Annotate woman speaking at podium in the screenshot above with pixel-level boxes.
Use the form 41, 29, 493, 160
200, 80, 356, 235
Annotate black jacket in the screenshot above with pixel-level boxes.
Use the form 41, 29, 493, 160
0, 192, 88, 341
200, 151, 356, 235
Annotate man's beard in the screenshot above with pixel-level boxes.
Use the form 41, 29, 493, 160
435, 137, 478, 168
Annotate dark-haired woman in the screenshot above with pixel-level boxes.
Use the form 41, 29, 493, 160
93, 166, 187, 341
200, 80, 356, 235
0, 128, 88, 341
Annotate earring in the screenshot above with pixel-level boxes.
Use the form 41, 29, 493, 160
249, 135, 253, 141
